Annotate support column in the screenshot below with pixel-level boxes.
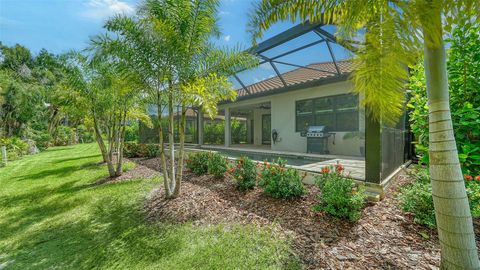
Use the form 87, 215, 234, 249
224, 108, 231, 147
246, 115, 252, 144
197, 108, 204, 145
365, 109, 381, 184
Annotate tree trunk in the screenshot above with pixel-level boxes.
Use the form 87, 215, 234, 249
115, 109, 127, 177
157, 101, 172, 197
173, 103, 186, 197
92, 109, 115, 177
167, 90, 176, 198
423, 10, 480, 270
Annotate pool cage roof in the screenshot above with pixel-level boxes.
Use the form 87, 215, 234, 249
229, 20, 358, 100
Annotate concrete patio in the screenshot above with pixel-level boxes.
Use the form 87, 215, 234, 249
197, 143, 366, 181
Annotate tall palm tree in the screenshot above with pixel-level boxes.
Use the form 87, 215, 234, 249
92, 0, 256, 198
249, 0, 479, 269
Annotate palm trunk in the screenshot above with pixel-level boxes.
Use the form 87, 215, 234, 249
157, 100, 172, 197
423, 11, 480, 269
173, 104, 186, 197
167, 90, 176, 198
115, 109, 127, 176
92, 110, 115, 177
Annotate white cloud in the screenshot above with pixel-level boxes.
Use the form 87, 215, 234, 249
81, 0, 134, 20
219, 10, 230, 16
223, 35, 231, 42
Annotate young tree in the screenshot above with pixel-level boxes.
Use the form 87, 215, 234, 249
92, 0, 256, 198
249, 1, 479, 268
63, 52, 146, 177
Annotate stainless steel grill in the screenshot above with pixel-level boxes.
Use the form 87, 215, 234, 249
302, 126, 332, 154
305, 126, 330, 137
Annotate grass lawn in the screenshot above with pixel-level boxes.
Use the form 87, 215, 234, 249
0, 143, 297, 270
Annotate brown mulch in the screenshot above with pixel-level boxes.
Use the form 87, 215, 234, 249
95, 160, 160, 185
138, 157, 479, 270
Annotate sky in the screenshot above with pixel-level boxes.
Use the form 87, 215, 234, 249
0, 0, 351, 88
0, 0, 292, 54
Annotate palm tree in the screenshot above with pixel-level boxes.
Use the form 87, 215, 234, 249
249, 1, 479, 268
63, 52, 144, 177
92, 0, 256, 198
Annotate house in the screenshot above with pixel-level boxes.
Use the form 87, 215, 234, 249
140, 21, 412, 196
197, 21, 412, 196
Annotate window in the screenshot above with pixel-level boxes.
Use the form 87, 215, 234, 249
295, 94, 359, 132
295, 99, 314, 131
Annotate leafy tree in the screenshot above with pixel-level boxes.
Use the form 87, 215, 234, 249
0, 44, 79, 146
0, 44, 37, 137
408, 19, 480, 176
63, 52, 147, 177
33, 49, 78, 136
0, 43, 33, 72
249, 0, 480, 268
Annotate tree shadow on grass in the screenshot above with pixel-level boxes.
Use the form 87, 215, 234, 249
43, 147, 76, 152
13, 159, 104, 182
0, 196, 86, 240
12, 166, 82, 181
53, 154, 101, 164
2, 191, 184, 270
1, 180, 82, 208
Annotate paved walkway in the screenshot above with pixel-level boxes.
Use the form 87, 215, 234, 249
296, 159, 366, 181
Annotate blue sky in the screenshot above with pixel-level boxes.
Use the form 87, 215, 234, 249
0, 0, 292, 54
0, 0, 351, 87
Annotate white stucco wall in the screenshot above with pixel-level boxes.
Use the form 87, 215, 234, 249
219, 81, 365, 157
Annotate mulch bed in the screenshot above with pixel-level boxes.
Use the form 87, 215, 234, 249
137, 157, 479, 270
95, 159, 160, 185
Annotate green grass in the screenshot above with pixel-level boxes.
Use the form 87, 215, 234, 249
0, 143, 298, 270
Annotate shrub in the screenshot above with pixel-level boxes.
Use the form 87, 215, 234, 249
258, 159, 305, 199
228, 156, 256, 190
123, 142, 140, 158
399, 169, 480, 228
398, 170, 436, 227
0, 137, 29, 162
7, 149, 20, 161
231, 119, 247, 144
408, 22, 480, 176
54, 126, 75, 146
186, 151, 210, 176
204, 121, 224, 144
207, 152, 228, 179
124, 121, 139, 142
465, 179, 480, 217
145, 144, 159, 158
9, 137, 29, 156
77, 125, 94, 143
123, 142, 159, 158
31, 131, 52, 150
314, 164, 366, 222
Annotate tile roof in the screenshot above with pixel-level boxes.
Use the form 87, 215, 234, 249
235, 60, 355, 98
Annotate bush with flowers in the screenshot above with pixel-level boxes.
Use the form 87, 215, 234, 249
186, 151, 210, 176
465, 174, 480, 217
258, 158, 305, 199
314, 163, 366, 222
399, 168, 480, 228
228, 156, 257, 190
123, 142, 159, 158
207, 152, 228, 179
